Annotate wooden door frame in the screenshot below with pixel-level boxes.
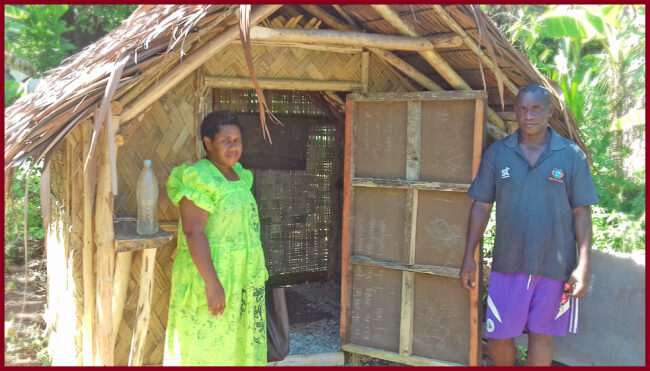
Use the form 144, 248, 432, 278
340, 90, 486, 366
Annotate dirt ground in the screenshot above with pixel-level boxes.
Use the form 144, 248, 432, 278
4, 257, 48, 366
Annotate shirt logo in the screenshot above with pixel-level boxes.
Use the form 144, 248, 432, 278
486, 318, 495, 332
501, 167, 510, 179
549, 168, 565, 183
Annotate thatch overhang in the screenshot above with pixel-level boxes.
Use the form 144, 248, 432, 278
5, 4, 586, 170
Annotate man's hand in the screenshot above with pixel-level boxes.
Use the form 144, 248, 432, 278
565, 265, 590, 298
460, 258, 477, 290
205, 279, 226, 316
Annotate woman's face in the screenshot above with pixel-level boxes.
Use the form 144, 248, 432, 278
204, 124, 242, 169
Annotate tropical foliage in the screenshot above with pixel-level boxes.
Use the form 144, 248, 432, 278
4, 5, 137, 266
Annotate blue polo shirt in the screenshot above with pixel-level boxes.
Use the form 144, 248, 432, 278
468, 127, 599, 281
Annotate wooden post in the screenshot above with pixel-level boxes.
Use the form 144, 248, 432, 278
399, 100, 421, 357
340, 100, 354, 344
469, 98, 486, 366
111, 251, 133, 348
195, 67, 204, 159
128, 248, 158, 366
360, 52, 369, 94
94, 123, 116, 365
81, 121, 96, 365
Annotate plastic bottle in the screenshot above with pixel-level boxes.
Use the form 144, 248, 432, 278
136, 159, 159, 235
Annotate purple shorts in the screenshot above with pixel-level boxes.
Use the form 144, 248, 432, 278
485, 272, 579, 339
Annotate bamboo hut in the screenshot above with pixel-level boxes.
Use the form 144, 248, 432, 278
5, 5, 588, 366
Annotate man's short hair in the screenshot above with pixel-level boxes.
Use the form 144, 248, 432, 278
200, 109, 242, 151
516, 84, 551, 106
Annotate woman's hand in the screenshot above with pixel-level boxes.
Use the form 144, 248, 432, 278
205, 279, 226, 316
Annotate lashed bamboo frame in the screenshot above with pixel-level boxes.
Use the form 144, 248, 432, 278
342, 90, 485, 366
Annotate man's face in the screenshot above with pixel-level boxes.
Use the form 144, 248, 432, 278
515, 91, 552, 137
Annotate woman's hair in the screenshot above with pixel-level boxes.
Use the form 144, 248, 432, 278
200, 109, 242, 151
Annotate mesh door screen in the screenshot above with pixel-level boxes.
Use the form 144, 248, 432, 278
214, 89, 340, 278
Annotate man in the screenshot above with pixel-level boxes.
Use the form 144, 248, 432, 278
460, 84, 599, 366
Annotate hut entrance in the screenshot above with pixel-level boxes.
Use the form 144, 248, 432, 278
213, 89, 345, 363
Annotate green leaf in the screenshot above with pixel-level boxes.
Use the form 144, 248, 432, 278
538, 9, 604, 40
4, 5, 27, 19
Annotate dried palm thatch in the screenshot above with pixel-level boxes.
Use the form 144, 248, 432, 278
5, 4, 590, 170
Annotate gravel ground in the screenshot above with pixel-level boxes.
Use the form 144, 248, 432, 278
285, 280, 340, 355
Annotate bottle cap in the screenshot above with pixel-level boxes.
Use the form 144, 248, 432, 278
144, 159, 151, 166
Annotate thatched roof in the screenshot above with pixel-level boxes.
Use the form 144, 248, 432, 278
4, 5, 586, 169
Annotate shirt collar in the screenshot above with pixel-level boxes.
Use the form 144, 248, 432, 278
505, 126, 567, 151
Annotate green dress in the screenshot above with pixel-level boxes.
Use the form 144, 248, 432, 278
163, 159, 269, 366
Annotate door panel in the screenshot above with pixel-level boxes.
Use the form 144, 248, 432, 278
412, 274, 470, 364
341, 91, 486, 366
420, 100, 477, 184
348, 265, 403, 352
352, 188, 406, 263
353, 101, 407, 179
414, 191, 473, 268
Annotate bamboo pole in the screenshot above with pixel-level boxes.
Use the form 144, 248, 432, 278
332, 4, 359, 28
81, 121, 95, 366
370, 5, 507, 132
204, 76, 362, 91
233, 39, 361, 53
249, 26, 460, 51
128, 248, 158, 366
431, 5, 520, 98
120, 5, 282, 124
299, 5, 507, 137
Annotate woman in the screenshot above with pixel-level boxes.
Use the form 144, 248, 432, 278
163, 110, 268, 365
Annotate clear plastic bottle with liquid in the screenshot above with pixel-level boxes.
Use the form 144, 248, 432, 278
136, 159, 159, 235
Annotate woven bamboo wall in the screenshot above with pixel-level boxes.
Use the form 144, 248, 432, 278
46, 123, 86, 365
204, 44, 362, 81
115, 72, 200, 222
367, 53, 416, 93
112, 72, 200, 365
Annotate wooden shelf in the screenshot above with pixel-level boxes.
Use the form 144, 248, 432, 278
113, 219, 173, 253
